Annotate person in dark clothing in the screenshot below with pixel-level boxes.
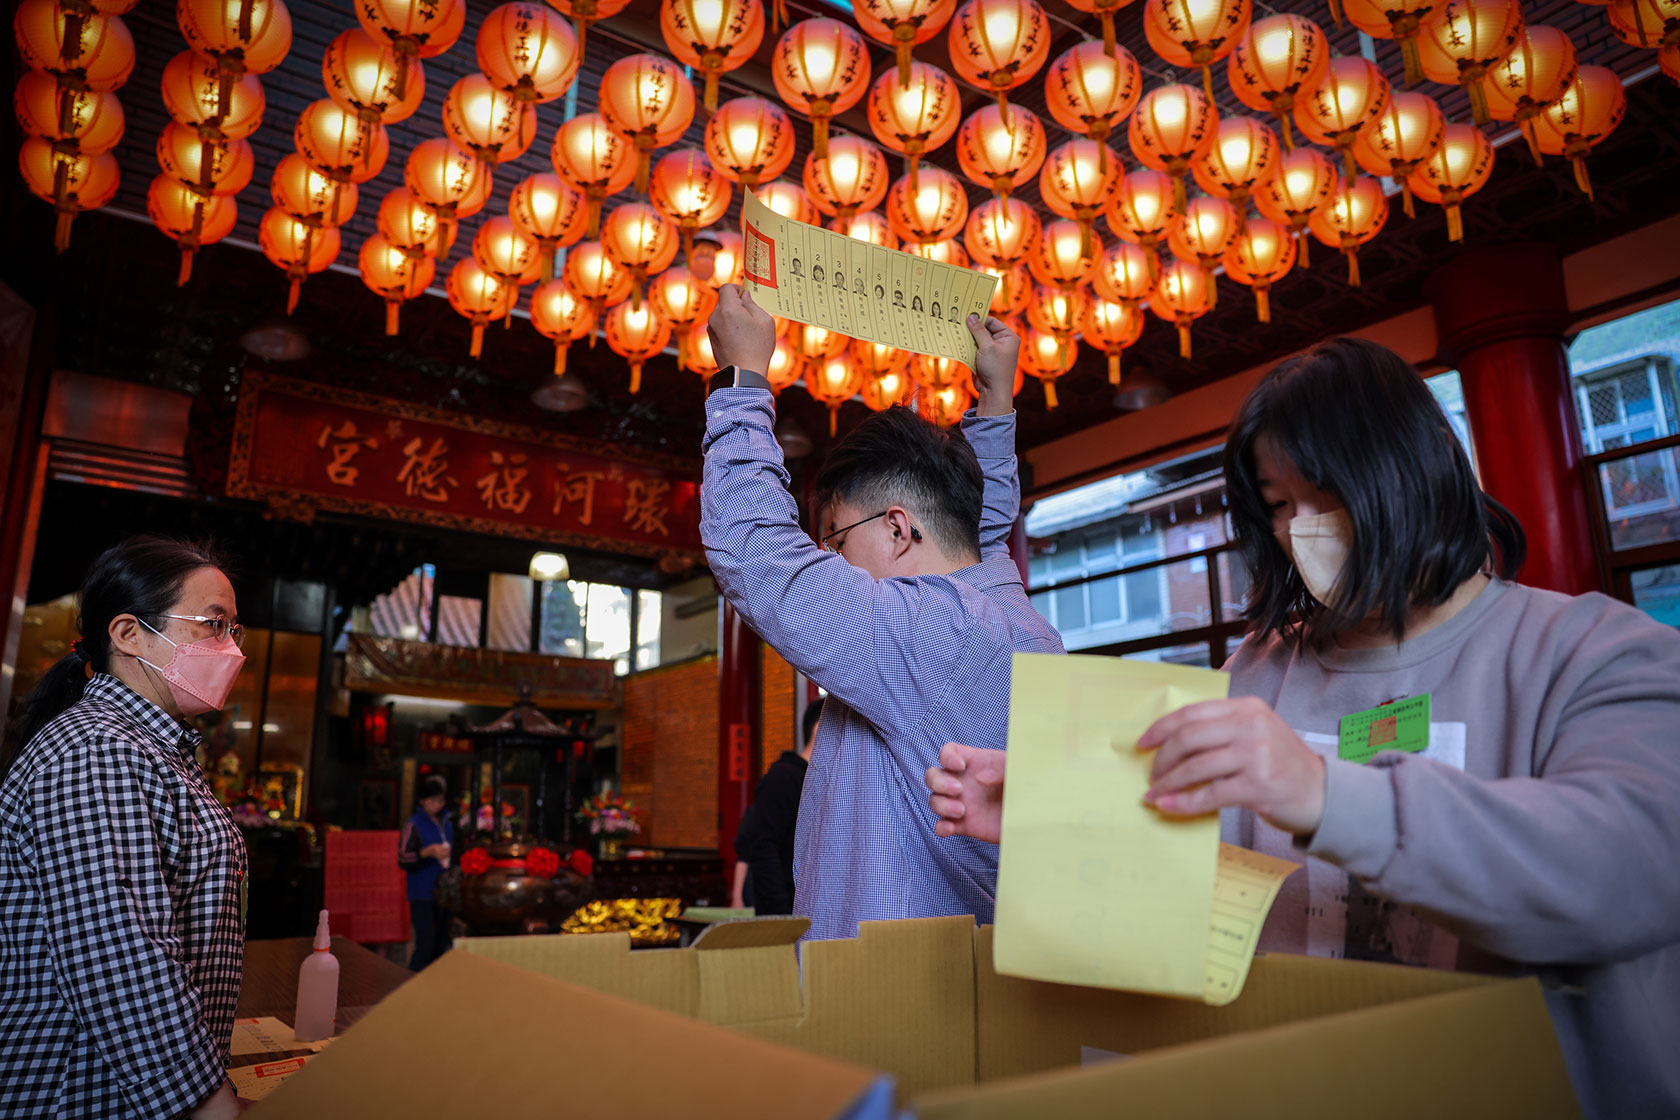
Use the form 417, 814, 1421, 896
734, 698, 823, 916
397, 775, 453, 970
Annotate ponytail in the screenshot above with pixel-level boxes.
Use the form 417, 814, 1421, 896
1483, 493, 1528, 581
5, 654, 93, 777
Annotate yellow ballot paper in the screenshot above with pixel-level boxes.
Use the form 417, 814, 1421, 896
993, 653, 1299, 1005
739, 189, 998, 370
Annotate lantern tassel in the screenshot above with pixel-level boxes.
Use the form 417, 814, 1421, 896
682, 227, 695, 269
1399, 37, 1423, 87
1572, 156, 1594, 199
1043, 379, 1058, 409
56, 86, 75, 135
59, 10, 86, 62
772, 0, 789, 34
1345, 246, 1361, 287
55, 208, 73, 254
1172, 172, 1188, 212
1255, 285, 1271, 323
995, 90, 1010, 127
1204, 266, 1218, 310
635, 151, 652, 195
586, 198, 602, 239
1401, 180, 1416, 220
813, 115, 829, 161
554, 343, 568, 375
386, 299, 401, 335
1446, 201, 1464, 243
179, 247, 195, 286
908, 153, 920, 195
217, 65, 237, 125
630, 362, 643, 394
1468, 81, 1491, 126
895, 35, 914, 88
1343, 146, 1358, 183
1177, 321, 1192, 359
1108, 352, 1121, 385
1522, 120, 1543, 166
52, 158, 69, 215
470, 320, 484, 358
1297, 228, 1310, 268
576, 18, 588, 57
237, 0, 254, 41
1326, 0, 1343, 27
394, 52, 411, 102
541, 248, 555, 282
704, 70, 719, 114
1279, 113, 1295, 152
828, 405, 838, 438
1101, 12, 1117, 56
287, 275, 302, 315
1201, 65, 1215, 103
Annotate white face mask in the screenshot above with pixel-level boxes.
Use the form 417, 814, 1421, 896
1287, 510, 1352, 606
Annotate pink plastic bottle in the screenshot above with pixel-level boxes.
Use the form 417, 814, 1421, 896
294, 910, 340, 1042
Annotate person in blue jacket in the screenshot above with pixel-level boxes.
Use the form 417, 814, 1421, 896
397, 774, 453, 970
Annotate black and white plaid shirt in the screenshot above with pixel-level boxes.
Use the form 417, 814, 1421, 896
0, 674, 246, 1118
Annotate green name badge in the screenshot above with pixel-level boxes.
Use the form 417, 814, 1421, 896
1338, 694, 1431, 764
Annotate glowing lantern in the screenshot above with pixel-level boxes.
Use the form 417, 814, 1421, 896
1293, 55, 1389, 179
980, 262, 1032, 314
1227, 14, 1328, 148
1352, 91, 1443, 218
649, 148, 732, 266
356, 0, 462, 100
1531, 66, 1627, 200
649, 267, 719, 369
1039, 139, 1121, 254
1221, 216, 1294, 322
912, 352, 966, 389
1128, 82, 1217, 210
918, 382, 973, 427
866, 61, 960, 191
1191, 117, 1277, 229
1308, 176, 1387, 286
551, 113, 636, 238
359, 231, 434, 335
600, 202, 680, 308
549, 0, 631, 55
563, 240, 634, 322
147, 175, 236, 285
1341, 0, 1438, 86
804, 136, 890, 220
1028, 283, 1089, 341
772, 18, 871, 159
1482, 26, 1580, 163
258, 206, 339, 313
15, 0, 133, 133
964, 196, 1040, 269
861, 369, 916, 410
324, 27, 423, 127
1253, 145, 1337, 266
529, 279, 597, 373
855, 338, 913, 379
20, 0, 136, 71
1606, 0, 1680, 48
405, 137, 492, 253
758, 180, 823, 225
605, 301, 672, 393
13, 71, 123, 155
686, 323, 721, 378
955, 102, 1046, 201
1167, 196, 1240, 299
854, 0, 955, 87
161, 52, 264, 177
1031, 218, 1098, 290
766, 336, 806, 390
600, 54, 696, 192
474, 215, 543, 321
1143, 0, 1251, 100
176, 0, 292, 119
378, 186, 455, 259
948, 0, 1050, 124
157, 121, 253, 197
1148, 257, 1215, 357
661, 0, 765, 111
509, 173, 587, 278
790, 325, 844, 362
295, 99, 389, 182
1091, 239, 1157, 305
906, 240, 970, 268
1405, 122, 1492, 240
446, 257, 509, 358
1019, 327, 1075, 408
695, 230, 743, 285
18, 137, 117, 251
885, 168, 969, 245
476, 2, 579, 105
1104, 167, 1181, 252
1080, 296, 1144, 383
836, 210, 894, 245
806, 351, 866, 434
1416, 0, 1522, 124
1044, 41, 1142, 166
703, 97, 795, 188
442, 74, 536, 167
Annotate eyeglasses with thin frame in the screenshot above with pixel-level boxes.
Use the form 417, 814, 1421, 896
161, 613, 246, 648
820, 511, 889, 554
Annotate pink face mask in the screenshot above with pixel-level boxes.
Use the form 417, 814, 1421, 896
138, 620, 247, 716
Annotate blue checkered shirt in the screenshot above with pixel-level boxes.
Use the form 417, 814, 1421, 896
0, 674, 246, 1118
702, 392, 1063, 941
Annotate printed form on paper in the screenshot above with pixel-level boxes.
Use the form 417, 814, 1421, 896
739, 189, 999, 371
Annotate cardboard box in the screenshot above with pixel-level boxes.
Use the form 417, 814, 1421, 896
249, 916, 1580, 1119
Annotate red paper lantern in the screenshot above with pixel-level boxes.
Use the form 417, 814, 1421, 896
694, 230, 743, 286
884, 167, 969, 245
604, 300, 673, 393
1605, 0, 1679, 49
1143, 0, 1251, 101
757, 180, 822, 225
1043, 40, 1141, 156
1293, 56, 1389, 180
866, 60, 960, 191
649, 267, 718, 369
563, 239, 634, 318
917, 382, 973, 427
979, 262, 1033, 314
1128, 82, 1217, 210
964, 196, 1041, 269
176, 0, 293, 120
1416, 0, 1523, 124
147, 173, 236, 284
1038, 139, 1121, 253
324, 26, 424, 126
379, 186, 456, 259
356, 0, 463, 101
509, 173, 588, 278
806, 351, 866, 434
1227, 13, 1328, 148
1531, 65, 1627, 200
1167, 195, 1240, 301
1253, 146, 1337, 267
1029, 218, 1098, 290
1405, 122, 1493, 240
359, 231, 435, 335
442, 73, 537, 167
954, 102, 1046, 201
1308, 176, 1387, 286
529, 279, 597, 373
13, 71, 124, 155
1192, 116, 1278, 226
861, 368, 917, 411
1342, 0, 1439, 85
1091, 239, 1158, 305
660, 0, 765, 111
1104, 167, 1181, 251
835, 210, 894, 246
1018, 327, 1076, 408
804, 135, 890, 220
1352, 91, 1444, 218
1221, 216, 1295, 322
1481, 25, 1580, 163
600, 202, 680, 308
855, 0, 956, 87
703, 96, 795, 188
161, 49, 264, 151
599, 53, 696, 193
405, 137, 492, 253
476, 2, 579, 105
1080, 296, 1144, 383
1147, 256, 1215, 357
295, 98, 389, 183
474, 214, 543, 319
905, 240, 970, 269
157, 120, 253, 197
649, 148, 733, 265
772, 17, 871, 159
15, 0, 134, 134
258, 205, 339, 313
446, 257, 509, 357
551, 112, 636, 238
947, 0, 1051, 123
17, 136, 117, 251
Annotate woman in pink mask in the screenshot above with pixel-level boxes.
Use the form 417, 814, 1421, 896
1, 536, 250, 1119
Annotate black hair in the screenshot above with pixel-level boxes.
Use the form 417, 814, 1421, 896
1224, 337, 1525, 650
418, 774, 448, 802
814, 406, 983, 559
5, 536, 231, 774
801, 696, 825, 747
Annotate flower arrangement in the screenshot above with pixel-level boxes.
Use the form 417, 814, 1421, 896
460, 847, 493, 876
457, 788, 521, 835
577, 789, 641, 836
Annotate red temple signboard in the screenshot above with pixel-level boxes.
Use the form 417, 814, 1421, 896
227, 370, 703, 568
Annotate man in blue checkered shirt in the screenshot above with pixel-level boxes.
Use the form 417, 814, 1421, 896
702, 286, 1064, 941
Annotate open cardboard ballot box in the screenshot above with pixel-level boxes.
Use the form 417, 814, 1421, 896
248, 915, 1580, 1119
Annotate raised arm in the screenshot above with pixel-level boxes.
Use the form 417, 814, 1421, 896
964, 314, 1023, 564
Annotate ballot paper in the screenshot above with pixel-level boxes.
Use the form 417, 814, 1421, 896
993, 653, 1299, 1006
740, 189, 999, 371
229, 1055, 314, 1101
229, 1016, 334, 1056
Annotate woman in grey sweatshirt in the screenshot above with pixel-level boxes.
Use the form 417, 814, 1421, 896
926, 338, 1680, 1119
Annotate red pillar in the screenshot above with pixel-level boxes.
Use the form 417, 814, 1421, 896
716, 599, 761, 864
1427, 244, 1600, 597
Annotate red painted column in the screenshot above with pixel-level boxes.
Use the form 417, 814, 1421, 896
716, 599, 761, 864
1427, 244, 1600, 597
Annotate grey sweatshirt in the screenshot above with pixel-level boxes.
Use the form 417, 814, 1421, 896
1222, 578, 1680, 1119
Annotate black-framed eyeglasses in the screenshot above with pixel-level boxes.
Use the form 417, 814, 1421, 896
820, 511, 889, 554
162, 613, 246, 648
